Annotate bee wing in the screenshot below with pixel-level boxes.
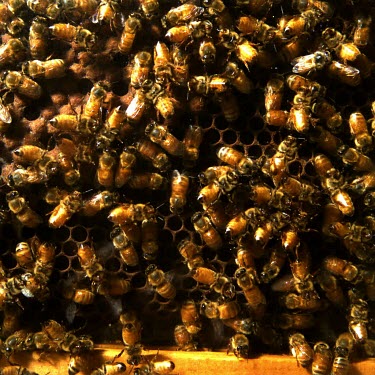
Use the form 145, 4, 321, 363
0, 99, 12, 124
291, 54, 316, 74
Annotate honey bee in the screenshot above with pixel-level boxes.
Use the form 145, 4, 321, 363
264, 110, 289, 127
145, 122, 183, 156
312, 98, 342, 132
165, 25, 191, 44
291, 50, 331, 75
198, 38, 216, 65
110, 226, 139, 267
108, 203, 155, 225
174, 324, 197, 351
171, 45, 189, 86
219, 29, 258, 70
348, 112, 372, 152
289, 333, 314, 368
0, 38, 26, 69
182, 125, 203, 167
217, 146, 254, 175
332, 332, 353, 375
281, 292, 323, 310
50, 24, 96, 50
97, 150, 116, 188
63, 287, 96, 304
34, 242, 55, 280
153, 42, 172, 85
180, 300, 201, 334
188, 75, 228, 96
348, 296, 368, 343
26, 0, 61, 19
134, 359, 175, 375
260, 246, 287, 283
278, 313, 315, 330
327, 61, 361, 86
338, 146, 374, 172
322, 256, 359, 283
145, 82, 175, 120
192, 212, 222, 250
280, 34, 309, 63
6, 17, 25, 36
14, 242, 35, 270
49, 191, 82, 228
235, 242, 256, 270
164, 4, 203, 26
115, 147, 136, 188
119, 311, 142, 364
353, 14, 372, 47
22, 59, 65, 79
91, 363, 126, 375
223, 61, 253, 94
0, 96, 12, 131
317, 271, 346, 307
203, 201, 228, 231
146, 264, 176, 300
0, 367, 37, 375
280, 9, 323, 38
264, 77, 284, 112
12, 145, 47, 165
141, 217, 159, 261
128, 172, 166, 190
125, 89, 149, 124
225, 207, 261, 239
169, 170, 189, 214
6, 191, 42, 228
286, 74, 326, 97
350, 171, 375, 195
136, 139, 170, 171
235, 267, 266, 318
216, 91, 240, 123
228, 333, 249, 359
81, 191, 119, 216
6, 166, 48, 187
60, 0, 98, 20
191, 266, 217, 286
91, 0, 121, 28
119, 13, 142, 54
198, 174, 238, 206
77, 243, 104, 285
84, 81, 110, 120
177, 239, 204, 270
130, 51, 152, 89
2, 71, 42, 100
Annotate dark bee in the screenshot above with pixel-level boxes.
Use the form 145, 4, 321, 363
353, 14, 372, 47
332, 332, 353, 375
174, 324, 197, 351
228, 333, 249, 359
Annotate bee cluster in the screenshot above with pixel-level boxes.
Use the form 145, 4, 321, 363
0, 0, 375, 374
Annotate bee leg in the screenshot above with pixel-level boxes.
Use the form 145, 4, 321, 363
112, 348, 125, 362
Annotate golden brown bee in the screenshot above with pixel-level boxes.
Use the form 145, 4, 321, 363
125, 89, 148, 124
114, 147, 136, 188
128, 172, 166, 190
287, 74, 326, 97
291, 50, 331, 75
145, 122, 183, 156
153, 42, 172, 85
2, 71, 42, 100
49, 114, 94, 133
0, 96, 12, 131
264, 109, 289, 127
94, 277, 131, 297
348, 112, 372, 152
332, 332, 353, 375
280, 34, 309, 63
50, 24, 96, 50
288, 94, 312, 133
191, 266, 217, 286
97, 150, 116, 188
14, 242, 35, 269
182, 125, 203, 167
188, 75, 229, 96
134, 359, 175, 375
22, 59, 65, 79
223, 61, 253, 94
141, 217, 159, 261
235, 267, 266, 318
218, 29, 258, 70
327, 61, 361, 86
338, 146, 374, 172
49, 191, 82, 228
83, 81, 109, 120
280, 9, 321, 38
348, 297, 368, 343
6, 191, 42, 228
165, 25, 190, 44
217, 299, 239, 320
61, 0, 98, 20
171, 45, 189, 86
108, 203, 155, 225
203, 201, 228, 231
105, 106, 126, 133
81, 191, 119, 216
146, 264, 176, 300
12, 145, 47, 165
111, 226, 139, 267
177, 239, 204, 270
169, 170, 189, 214
322, 256, 359, 283
312, 98, 342, 132
278, 313, 315, 330
281, 292, 322, 310
34, 242, 55, 279
6, 166, 48, 187
91, 0, 121, 28
119, 13, 142, 54
181, 300, 201, 334
136, 139, 170, 171
235, 242, 256, 270
264, 77, 284, 112
350, 171, 375, 195
217, 146, 254, 175
225, 207, 260, 239
6, 17, 25, 36
164, 4, 203, 26
77, 243, 104, 283
199, 37, 216, 65
130, 51, 152, 89
120, 311, 142, 358
63, 287, 95, 305
174, 324, 197, 351
353, 14, 372, 47
26, 0, 61, 19
0, 38, 26, 69
228, 333, 249, 359
260, 246, 286, 283
289, 333, 314, 368
192, 212, 222, 250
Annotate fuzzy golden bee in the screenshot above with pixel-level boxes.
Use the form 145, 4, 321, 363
48, 191, 82, 228
145, 264, 176, 299
119, 13, 142, 54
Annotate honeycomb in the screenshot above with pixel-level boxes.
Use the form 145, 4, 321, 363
0, 0, 375, 372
